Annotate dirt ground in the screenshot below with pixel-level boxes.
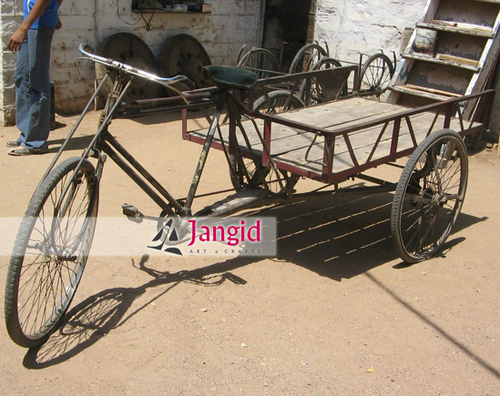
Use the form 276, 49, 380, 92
0, 108, 499, 396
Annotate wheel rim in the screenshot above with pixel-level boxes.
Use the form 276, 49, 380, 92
230, 155, 295, 196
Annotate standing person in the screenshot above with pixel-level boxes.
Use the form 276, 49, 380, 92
6, 0, 63, 156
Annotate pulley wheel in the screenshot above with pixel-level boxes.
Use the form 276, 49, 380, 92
95, 33, 162, 102
159, 34, 212, 90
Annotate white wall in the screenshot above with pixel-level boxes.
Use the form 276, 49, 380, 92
314, 0, 427, 63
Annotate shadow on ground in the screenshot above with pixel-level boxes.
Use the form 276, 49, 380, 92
22, 191, 487, 369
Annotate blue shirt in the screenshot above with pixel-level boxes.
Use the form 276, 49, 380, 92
24, 0, 59, 29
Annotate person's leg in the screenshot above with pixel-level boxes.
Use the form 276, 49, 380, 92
13, 35, 30, 145
23, 25, 55, 150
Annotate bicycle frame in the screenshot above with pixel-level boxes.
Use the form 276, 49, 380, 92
41, 45, 280, 221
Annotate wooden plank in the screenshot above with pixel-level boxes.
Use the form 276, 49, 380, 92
404, 83, 463, 97
389, 85, 452, 101
418, 21, 495, 37
402, 52, 480, 70
432, 0, 500, 28
274, 99, 407, 130
437, 54, 480, 67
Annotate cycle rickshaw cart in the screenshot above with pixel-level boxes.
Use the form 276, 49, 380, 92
4, 44, 494, 348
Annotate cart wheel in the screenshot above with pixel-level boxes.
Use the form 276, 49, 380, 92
237, 47, 280, 79
359, 53, 394, 100
95, 33, 162, 102
228, 154, 298, 196
301, 57, 345, 105
391, 129, 468, 263
159, 34, 212, 89
289, 43, 328, 74
4, 157, 99, 347
254, 90, 305, 114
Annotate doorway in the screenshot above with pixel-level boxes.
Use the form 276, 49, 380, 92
262, 0, 317, 71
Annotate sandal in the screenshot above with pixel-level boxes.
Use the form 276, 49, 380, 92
8, 145, 48, 156
6, 140, 21, 148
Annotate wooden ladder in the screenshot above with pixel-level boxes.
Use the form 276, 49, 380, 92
387, 0, 500, 120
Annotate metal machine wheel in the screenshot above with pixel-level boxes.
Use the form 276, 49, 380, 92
359, 53, 395, 100
237, 47, 280, 79
391, 129, 468, 263
4, 157, 99, 347
95, 33, 162, 102
159, 34, 212, 89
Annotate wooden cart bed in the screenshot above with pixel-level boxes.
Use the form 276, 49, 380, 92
184, 95, 485, 183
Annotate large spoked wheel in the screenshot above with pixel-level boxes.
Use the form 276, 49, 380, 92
228, 153, 298, 196
254, 90, 305, 114
289, 43, 328, 74
5, 157, 99, 348
359, 53, 394, 100
237, 48, 280, 79
301, 57, 345, 105
391, 129, 468, 263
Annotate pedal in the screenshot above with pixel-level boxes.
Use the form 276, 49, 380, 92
122, 203, 144, 223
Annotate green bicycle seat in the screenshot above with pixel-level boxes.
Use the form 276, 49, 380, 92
204, 65, 258, 90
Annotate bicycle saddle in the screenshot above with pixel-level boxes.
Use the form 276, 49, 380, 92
204, 65, 258, 90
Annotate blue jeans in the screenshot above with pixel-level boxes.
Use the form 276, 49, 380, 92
15, 25, 55, 150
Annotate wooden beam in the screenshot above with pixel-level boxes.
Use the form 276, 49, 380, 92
489, 65, 500, 156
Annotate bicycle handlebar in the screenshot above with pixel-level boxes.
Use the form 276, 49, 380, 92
78, 43, 189, 89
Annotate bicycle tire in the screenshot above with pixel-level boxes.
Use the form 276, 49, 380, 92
254, 90, 305, 114
301, 57, 345, 105
228, 153, 297, 196
5, 157, 99, 347
237, 48, 280, 79
289, 43, 328, 74
391, 129, 468, 263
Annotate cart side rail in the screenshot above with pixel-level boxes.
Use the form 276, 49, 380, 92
241, 89, 494, 183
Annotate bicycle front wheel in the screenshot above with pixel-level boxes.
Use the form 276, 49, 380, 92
5, 157, 99, 347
